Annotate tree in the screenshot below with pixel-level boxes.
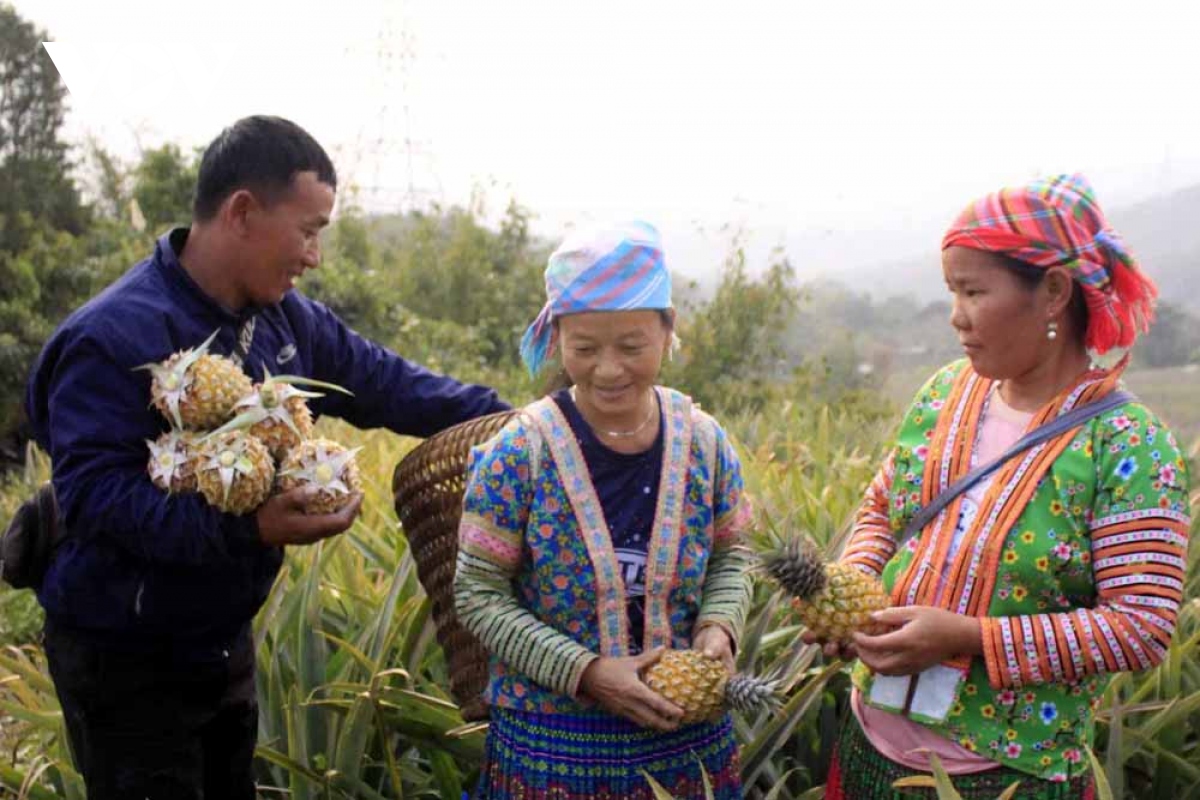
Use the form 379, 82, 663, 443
0, 4, 86, 252
388, 200, 547, 367
667, 233, 800, 413
133, 144, 198, 234
301, 211, 402, 347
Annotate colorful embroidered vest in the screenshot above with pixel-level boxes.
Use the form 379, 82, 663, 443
485, 388, 732, 714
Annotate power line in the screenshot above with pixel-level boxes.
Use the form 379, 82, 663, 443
337, 1, 443, 217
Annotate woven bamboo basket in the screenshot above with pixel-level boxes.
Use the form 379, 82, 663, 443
392, 410, 518, 722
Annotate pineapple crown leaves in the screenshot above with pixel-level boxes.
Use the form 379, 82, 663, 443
258, 365, 354, 396
757, 535, 829, 601
256, 364, 354, 406
208, 367, 353, 440
133, 329, 223, 429
199, 433, 263, 504
725, 672, 784, 717
145, 432, 191, 488
280, 443, 362, 494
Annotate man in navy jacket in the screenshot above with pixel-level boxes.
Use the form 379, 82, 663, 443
24, 115, 510, 799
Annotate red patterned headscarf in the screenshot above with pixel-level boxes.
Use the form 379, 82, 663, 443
942, 174, 1157, 354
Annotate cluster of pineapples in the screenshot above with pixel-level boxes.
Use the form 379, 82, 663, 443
138, 330, 362, 516
760, 535, 891, 643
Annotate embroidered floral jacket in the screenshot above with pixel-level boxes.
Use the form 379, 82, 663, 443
844, 359, 1191, 781
454, 387, 753, 714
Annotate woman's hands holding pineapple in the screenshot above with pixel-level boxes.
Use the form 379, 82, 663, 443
693, 625, 736, 674
256, 486, 363, 546
851, 605, 982, 676
578, 649, 684, 732
800, 630, 860, 661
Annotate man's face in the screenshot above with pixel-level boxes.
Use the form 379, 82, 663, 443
236, 171, 334, 307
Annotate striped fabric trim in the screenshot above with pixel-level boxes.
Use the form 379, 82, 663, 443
1019, 616, 1045, 685
955, 398, 1090, 617
643, 389, 694, 652
460, 513, 523, 569
979, 514, 1189, 689
1092, 527, 1188, 550
694, 544, 754, 649
901, 367, 1120, 616
1093, 508, 1191, 529
527, 397, 631, 657
841, 451, 898, 577
949, 376, 1110, 616
899, 371, 987, 605
693, 409, 753, 645
455, 548, 598, 698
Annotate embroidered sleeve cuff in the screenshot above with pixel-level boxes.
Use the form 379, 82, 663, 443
839, 526, 895, 578
565, 651, 600, 700
459, 514, 523, 573
693, 619, 740, 655
980, 617, 1013, 690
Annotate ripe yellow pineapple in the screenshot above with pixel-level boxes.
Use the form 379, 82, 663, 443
137, 330, 252, 430
643, 649, 779, 725
215, 370, 352, 460
146, 430, 200, 493
761, 536, 891, 643
277, 438, 362, 515
194, 431, 275, 515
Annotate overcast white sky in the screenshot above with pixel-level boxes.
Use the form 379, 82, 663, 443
18, 0, 1200, 278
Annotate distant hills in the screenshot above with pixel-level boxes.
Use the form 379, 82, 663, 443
850, 184, 1200, 312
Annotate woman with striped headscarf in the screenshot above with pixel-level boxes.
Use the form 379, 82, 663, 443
822, 175, 1190, 799
454, 221, 752, 799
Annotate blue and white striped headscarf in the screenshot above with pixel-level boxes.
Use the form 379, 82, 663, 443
519, 220, 673, 375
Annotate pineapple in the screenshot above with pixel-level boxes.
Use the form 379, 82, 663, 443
137, 330, 253, 430
194, 430, 275, 515
761, 536, 891, 643
643, 649, 780, 725
146, 430, 200, 493
214, 370, 352, 460
277, 438, 362, 515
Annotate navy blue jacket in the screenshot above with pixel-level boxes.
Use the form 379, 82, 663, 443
25, 229, 509, 657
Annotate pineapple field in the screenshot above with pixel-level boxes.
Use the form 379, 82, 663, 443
4, 7, 1200, 796
2, 381, 1198, 800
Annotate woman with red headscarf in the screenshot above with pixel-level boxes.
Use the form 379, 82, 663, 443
822, 175, 1190, 799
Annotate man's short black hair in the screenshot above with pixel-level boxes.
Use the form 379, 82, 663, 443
193, 115, 337, 221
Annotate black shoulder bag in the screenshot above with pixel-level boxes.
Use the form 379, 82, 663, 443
1, 482, 59, 590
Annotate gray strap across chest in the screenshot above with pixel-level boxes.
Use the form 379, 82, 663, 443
896, 389, 1135, 549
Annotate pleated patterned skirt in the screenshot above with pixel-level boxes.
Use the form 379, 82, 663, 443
825, 715, 1095, 800
473, 708, 741, 799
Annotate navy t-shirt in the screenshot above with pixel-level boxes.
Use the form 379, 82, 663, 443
552, 389, 663, 654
